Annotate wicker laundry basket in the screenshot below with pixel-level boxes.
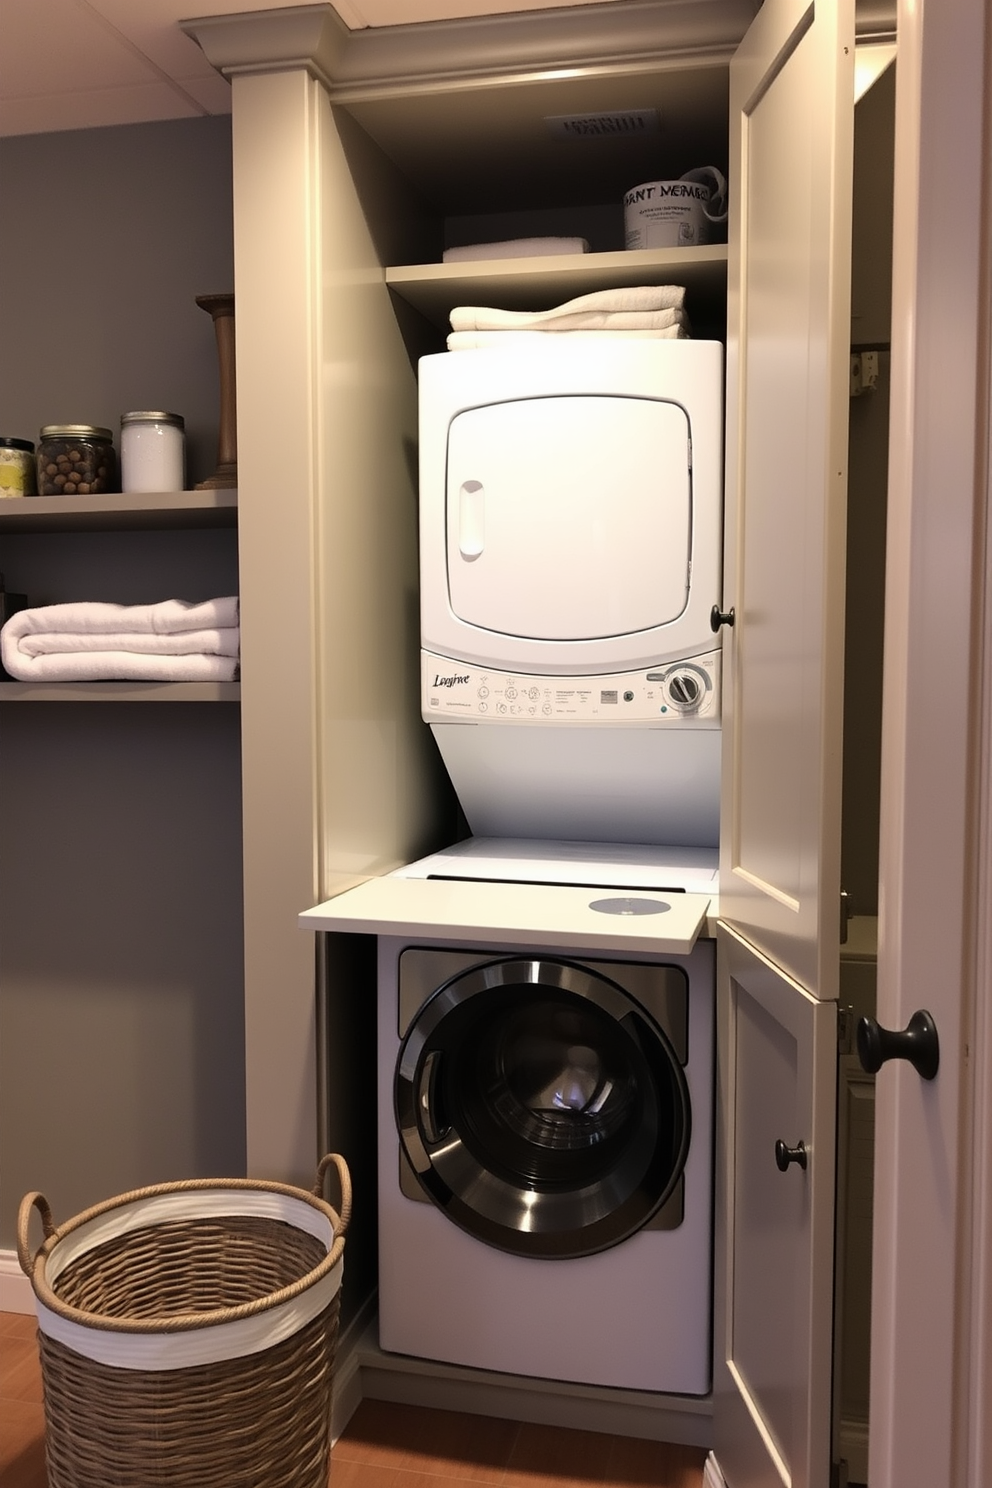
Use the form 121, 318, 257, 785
17, 1153, 350, 1488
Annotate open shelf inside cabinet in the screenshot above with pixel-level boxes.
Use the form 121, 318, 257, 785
0, 489, 237, 534
386, 246, 728, 332
0, 681, 240, 702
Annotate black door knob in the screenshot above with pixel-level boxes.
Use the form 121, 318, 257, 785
856, 1009, 940, 1081
710, 604, 735, 632
774, 1139, 808, 1172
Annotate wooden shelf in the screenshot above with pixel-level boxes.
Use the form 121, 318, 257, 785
0, 681, 241, 702
0, 488, 237, 534
385, 246, 728, 331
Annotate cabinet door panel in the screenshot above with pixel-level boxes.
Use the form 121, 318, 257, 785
716, 926, 837, 1488
720, 0, 854, 1001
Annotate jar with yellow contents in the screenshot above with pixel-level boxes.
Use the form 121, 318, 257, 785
0, 437, 37, 498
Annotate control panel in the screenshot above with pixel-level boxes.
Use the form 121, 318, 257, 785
422, 650, 721, 725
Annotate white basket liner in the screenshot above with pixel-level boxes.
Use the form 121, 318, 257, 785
34, 1188, 343, 1372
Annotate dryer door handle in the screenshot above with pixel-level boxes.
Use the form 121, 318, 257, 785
418, 1050, 449, 1145
459, 480, 485, 560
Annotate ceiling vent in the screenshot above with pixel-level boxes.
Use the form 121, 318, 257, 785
545, 109, 660, 140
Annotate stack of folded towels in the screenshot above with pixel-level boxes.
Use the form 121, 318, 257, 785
446, 286, 690, 351
442, 237, 590, 262
0, 597, 240, 683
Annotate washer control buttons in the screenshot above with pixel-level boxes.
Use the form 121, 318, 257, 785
423, 652, 719, 722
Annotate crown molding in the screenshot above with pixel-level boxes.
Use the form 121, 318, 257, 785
181, 1, 761, 100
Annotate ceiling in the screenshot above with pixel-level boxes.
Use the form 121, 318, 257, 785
0, 0, 627, 139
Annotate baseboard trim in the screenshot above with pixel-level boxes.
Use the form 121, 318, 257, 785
703, 1451, 727, 1488
332, 1291, 378, 1442
353, 1318, 713, 1447
0, 1250, 34, 1314
838, 1414, 870, 1485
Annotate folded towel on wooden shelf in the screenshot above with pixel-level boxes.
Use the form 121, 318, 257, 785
4, 596, 239, 639
442, 237, 590, 262
0, 651, 240, 683
15, 625, 241, 659
446, 326, 690, 351
449, 285, 687, 331
0, 597, 240, 683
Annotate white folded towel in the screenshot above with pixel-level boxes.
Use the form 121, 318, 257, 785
446, 326, 690, 351
16, 626, 240, 659
1, 598, 240, 683
449, 286, 687, 331
5, 597, 238, 641
0, 651, 239, 683
453, 308, 688, 333
442, 238, 590, 262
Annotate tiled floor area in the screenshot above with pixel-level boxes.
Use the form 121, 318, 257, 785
0, 1310, 707, 1488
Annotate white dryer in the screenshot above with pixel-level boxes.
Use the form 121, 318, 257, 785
375, 840, 716, 1396
419, 339, 724, 848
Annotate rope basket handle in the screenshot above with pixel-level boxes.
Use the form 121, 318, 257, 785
16, 1191, 56, 1281
314, 1153, 351, 1238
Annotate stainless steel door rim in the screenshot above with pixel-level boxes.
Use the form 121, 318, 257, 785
395, 955, 691, 1259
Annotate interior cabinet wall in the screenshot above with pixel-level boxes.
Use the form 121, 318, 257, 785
842, 64, 895, 917
0, 117, 244, 1248
231, 70, 456, 1327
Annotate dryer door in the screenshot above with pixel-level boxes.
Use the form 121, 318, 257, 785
446, 395, 691, 641
395, 955, 691, 1258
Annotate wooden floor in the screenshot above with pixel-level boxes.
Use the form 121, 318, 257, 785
1, 1310, 707, 1488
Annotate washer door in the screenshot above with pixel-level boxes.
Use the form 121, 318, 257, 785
395, 956, 691, 1259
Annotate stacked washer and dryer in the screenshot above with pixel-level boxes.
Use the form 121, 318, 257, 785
377, 339, 724, 1396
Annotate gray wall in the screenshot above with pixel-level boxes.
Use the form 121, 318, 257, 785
0, 117, 246, 1248
0, 117, 235, 485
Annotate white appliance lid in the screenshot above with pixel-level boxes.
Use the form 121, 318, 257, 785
392, 836, 720, 892
446, 395, 691, 642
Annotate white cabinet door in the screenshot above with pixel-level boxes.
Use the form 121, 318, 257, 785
720, 0, 854, 1002
715, 927, 838, 1488
716, 2, 855, 1485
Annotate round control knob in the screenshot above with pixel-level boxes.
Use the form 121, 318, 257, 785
665, 669, 705, 713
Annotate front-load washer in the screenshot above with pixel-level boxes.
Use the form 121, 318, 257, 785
376, 932, 715, 1394
419, 339, 724, 847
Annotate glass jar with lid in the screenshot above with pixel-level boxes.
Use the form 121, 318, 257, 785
120, 411, 185, 493
0, 438, 37, 498
37, 426, 116, 495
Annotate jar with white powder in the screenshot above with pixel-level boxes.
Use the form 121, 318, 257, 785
120, 411, 185, 493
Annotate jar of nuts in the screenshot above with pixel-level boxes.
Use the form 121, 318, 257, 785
37, 425, 116, 496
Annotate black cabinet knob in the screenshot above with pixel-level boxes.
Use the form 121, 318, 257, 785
774, 1139, 808, 1172
710, 604, 735, 632
856, 1009, 940, 1081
